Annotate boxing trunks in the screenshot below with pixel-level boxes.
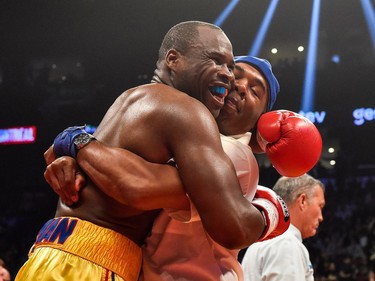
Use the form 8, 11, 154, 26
15, 217, 141, 281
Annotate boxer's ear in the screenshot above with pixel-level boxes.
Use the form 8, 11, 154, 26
165, 49, 181, 70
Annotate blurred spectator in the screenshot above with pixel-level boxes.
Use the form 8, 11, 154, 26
337, 255, 355, 281
0, 259, 11, 281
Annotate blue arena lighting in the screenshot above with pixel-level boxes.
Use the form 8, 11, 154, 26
360, 0, 375, 51
301, 0, 321, 112
248, 0, 279, 56
214, 0, 240, 27
331, 54, 340, 64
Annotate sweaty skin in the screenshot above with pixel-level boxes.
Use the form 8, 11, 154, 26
45, 25, 266, 249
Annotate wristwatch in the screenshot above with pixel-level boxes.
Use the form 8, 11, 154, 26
73, 133, 96, 151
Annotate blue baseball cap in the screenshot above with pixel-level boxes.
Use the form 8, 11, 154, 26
234, 56, 280, 111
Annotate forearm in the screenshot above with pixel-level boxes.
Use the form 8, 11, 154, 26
176, 147, 265, 249
77, 141, 190, 210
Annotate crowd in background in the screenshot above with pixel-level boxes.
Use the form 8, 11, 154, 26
307, 174, 375, 281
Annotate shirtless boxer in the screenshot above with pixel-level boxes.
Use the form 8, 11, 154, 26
16, 21, 269, 281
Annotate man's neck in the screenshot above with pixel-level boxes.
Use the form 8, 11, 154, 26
151, 70, 170, 86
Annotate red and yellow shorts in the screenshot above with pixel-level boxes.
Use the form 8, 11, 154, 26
15, 217, 142, 281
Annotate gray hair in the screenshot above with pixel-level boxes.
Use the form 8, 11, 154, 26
273, 174, 324, 206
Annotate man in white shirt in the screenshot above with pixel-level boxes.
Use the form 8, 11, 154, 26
241, 174, 326, 281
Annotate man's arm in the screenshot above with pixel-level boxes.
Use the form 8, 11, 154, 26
77, 142, 190, 210
44, 144, 190, 210
166, 105, 265, 249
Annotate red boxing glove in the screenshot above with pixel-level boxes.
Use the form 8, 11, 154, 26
256, 110, 322, 177
252, 185, 290, 241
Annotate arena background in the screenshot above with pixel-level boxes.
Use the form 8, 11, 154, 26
0, 1, 374, 279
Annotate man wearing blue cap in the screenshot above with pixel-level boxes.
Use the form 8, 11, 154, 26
229, 57, 322, 177
233, 56, 279, 111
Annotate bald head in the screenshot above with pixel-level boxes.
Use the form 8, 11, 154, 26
158, 21, 222, 62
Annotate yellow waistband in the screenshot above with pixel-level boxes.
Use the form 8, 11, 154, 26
31, 217, 141, 281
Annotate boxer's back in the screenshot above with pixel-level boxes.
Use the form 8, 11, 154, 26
56, 83, 197, 245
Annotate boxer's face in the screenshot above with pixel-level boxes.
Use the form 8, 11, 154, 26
172, 26, 235, 118
216, 62, 269, 136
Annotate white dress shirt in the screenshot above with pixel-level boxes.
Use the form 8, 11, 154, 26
241, 224, 314, 281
